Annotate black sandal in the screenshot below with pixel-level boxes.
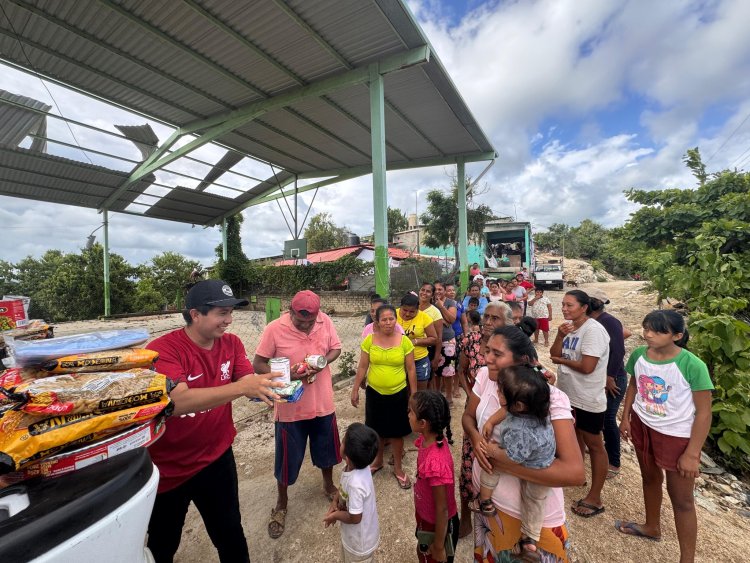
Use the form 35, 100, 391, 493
468, 498, 496, 516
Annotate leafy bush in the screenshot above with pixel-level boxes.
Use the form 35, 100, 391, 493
244, 254, 373, 294
336, 351, 357, 379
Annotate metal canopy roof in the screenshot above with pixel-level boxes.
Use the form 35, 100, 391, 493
0, 0, 496, 226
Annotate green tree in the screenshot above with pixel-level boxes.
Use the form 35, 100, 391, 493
683, 146, 708, 186
133, 278, 165, 312
534, 223, 575, 256
26, 245, 136, 321
13, 250, 65, 319
141, 251, 200, 309
570, 219, 609, 260
304, 212, 348, 251
214, 214, 249, 292
387, 206, 408, 242
0, 260, 18, 297
624, 164, 750, 468
420, 177, 494, 269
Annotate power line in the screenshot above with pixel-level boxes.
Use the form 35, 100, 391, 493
705, 109, 750, 165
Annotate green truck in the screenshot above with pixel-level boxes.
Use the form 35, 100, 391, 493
482, 220, 534, 278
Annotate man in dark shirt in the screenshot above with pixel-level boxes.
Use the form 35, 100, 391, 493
588, 288, 631, 479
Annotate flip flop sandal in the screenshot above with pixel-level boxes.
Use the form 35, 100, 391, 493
395, 472, 412, 489
571, 499, 605, 518
614, 520, 661, 542
606, 468, 621, 480
267, 508, 287, 539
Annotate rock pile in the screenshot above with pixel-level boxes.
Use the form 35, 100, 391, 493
694, 452, 750, 516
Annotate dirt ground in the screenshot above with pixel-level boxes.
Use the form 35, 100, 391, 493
51, 281, 750, 562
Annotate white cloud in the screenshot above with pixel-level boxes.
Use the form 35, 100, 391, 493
3, 0, 750, 264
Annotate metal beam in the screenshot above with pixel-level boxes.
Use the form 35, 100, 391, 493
222, 218, 228, 261
106, 46, 429, 209
296, 150, 497, 179
457, 158, 468, 292
370, 66, 389, 297
207, 173, 365, 225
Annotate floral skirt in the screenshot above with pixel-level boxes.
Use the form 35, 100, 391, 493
473, 508, 569, 562
459, 434, 476, 501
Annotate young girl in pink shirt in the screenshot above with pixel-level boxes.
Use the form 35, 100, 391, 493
409, 390, 458, 563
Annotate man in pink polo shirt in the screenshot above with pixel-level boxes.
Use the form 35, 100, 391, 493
253, 290, 342, 540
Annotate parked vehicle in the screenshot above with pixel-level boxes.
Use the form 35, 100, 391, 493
483, 220, 534, 278
534, 262, 564, 290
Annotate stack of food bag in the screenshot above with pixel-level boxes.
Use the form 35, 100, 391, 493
0, 329, 172, 478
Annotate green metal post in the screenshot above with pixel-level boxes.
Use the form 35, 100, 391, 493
222, 218, 228, 261
457, 158, 468, 292
266, 297, 281, 324
103, 210, 111, 317
524, 226, 530, 271
369, 65, 389, 297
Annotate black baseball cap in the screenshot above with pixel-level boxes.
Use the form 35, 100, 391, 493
185, 280, 249, 309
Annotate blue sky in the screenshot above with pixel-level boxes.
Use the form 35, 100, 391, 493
3, 0, 750, 266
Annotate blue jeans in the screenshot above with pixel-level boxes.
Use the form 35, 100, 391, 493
603, 373, 627, 468
415, 356, 431, 381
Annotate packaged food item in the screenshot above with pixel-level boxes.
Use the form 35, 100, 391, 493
250, 380, 304, 403
3, 329, 150, 367
12, 416, 166, 481
305, 354, 327, 369
0, 395, 172, 473
0, 300, 27, 331
40, 348, 158, 374
0, 320, 51, 348
2, 369, 168, 416
0, 368, 50, 389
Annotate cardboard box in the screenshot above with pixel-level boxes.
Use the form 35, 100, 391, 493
508, 255, 522, 268
0, 300, 28, 331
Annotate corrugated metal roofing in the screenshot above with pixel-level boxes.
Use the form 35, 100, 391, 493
0, 89, 50, 151
0, 0, 495, 225
0, 145, 152, 210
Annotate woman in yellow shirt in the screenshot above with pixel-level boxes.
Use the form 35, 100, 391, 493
396, 292, 438, 391
351, 304, 417, 489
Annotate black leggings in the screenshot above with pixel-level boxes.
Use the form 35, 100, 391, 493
147, 447, 249, 563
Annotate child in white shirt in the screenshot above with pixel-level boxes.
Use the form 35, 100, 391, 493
324, 423, 380, 562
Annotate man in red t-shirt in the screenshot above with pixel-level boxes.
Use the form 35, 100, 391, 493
516, 272, 535, 314
146, 280, 283, 563
253, 290, 342, 540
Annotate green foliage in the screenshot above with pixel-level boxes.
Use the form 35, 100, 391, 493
133, 278, 165, 312
304, 212, 348, 252
214, 214, 249, 291
420, 176, 494, 269
625, 162, 750, 469
387, 206, 408, 242
683, 146, 707, 186
140, 251, 200, 309
9, 245, 136, 321
336, 351, 357, 379
245, 254, 372, 294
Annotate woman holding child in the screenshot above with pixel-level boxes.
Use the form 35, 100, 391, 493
351, 303, 417, 490
463, 326, 585, 562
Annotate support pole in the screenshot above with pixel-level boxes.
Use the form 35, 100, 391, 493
294, 177, 298, 238
103, 210, 111, 317
457, 158, 468, 292
369, 65, 389, 297
222, 218, 228, 261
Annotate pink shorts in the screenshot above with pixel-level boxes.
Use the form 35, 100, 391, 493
535, 318, 550, 332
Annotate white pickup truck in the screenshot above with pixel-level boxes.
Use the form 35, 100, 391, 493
534, 263, 564, 290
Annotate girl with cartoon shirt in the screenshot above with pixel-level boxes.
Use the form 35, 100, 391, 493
616, 310, 713, 562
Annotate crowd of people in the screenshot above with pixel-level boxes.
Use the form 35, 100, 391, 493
144, 275, 713, 563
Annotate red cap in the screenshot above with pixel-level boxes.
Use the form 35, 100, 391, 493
290, 290, 320, 317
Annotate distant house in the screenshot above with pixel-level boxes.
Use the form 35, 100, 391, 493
273, 244, 412, 267
393, 213, 484, 266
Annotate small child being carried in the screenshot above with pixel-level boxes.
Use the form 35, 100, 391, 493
471, 364, 556, 561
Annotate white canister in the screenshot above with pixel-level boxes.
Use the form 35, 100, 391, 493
269, 357, 291, 384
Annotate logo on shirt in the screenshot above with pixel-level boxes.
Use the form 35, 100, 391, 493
637, 374, 672, 417
220, 360, 231, 381
187, 373, 204, 382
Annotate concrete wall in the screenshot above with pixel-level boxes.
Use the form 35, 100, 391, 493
243, 291, 371, 316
